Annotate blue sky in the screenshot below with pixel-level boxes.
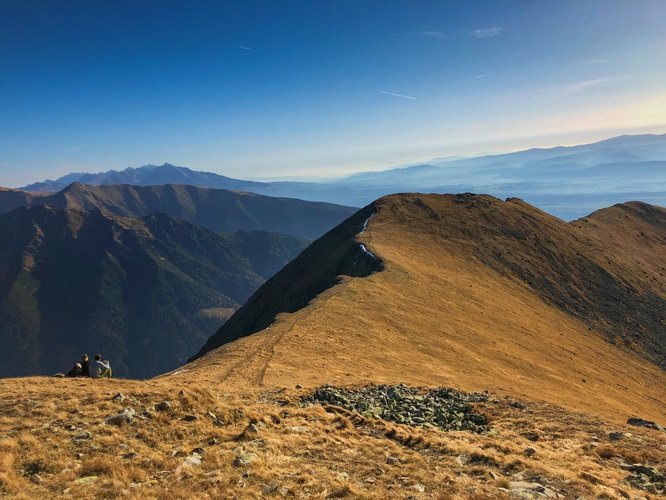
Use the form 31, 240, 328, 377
1, 0, 665, 187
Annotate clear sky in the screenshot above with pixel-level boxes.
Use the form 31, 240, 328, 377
2, 0, 666, 187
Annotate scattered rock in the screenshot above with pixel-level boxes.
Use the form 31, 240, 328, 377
489, 471, 501, 480
136, 409, 152, 420
609, 432, 624, 441
234, 452, 258, 467
524, 448, 536, 458
73, 432, 91, 441
122, 452, 137, 460
178, 390, 186, 397
206, 411, 225, 426
238, 423, 260, 441
627, 417, 665, 432
262, 483, 278, 494
31, 473, 43, 484
295, 384, 303, 389
105, 408, 135, 426
111, 392, 125, 402
155, 401, 171, 412
74, 476, 98, 485
337, 472, 349, 481
386, 456, 403, 465
176, 452, 202, 473
183, 415, 198, 422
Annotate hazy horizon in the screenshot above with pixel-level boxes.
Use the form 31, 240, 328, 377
2, 1, 666, 188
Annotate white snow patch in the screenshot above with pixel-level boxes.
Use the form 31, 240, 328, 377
359, 243, 378, 260
360, 213, 375, 233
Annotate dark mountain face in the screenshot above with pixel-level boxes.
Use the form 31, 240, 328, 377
0, 205, 308, 379
0, 183, 358, 240
191, 205, 383, 360
191, 194, 666, 373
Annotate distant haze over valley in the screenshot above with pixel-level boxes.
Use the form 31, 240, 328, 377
13, 133, 666, 221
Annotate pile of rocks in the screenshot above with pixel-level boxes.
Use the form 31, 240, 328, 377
302, 384, 490, 433
621, 463, 666, 495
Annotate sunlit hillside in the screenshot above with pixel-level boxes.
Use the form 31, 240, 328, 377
1, 193, 665, 499
187, 194, 666, 424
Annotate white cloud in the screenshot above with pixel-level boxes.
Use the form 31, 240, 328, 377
413, 30, 444, 39
473, 74, 487, 79
470, 27, 502, 38
380, 90, 417, 100
233, 45, 252, 51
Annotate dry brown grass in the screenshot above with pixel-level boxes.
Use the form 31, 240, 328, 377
1, 376, 665, 499
3, 194, 665, 498
179, 195, 666, 427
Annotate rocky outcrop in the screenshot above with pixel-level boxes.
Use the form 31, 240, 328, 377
302, 384, 490, 433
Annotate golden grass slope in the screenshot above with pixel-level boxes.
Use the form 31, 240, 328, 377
1, 376, 665, 499
181, 194, 666, 424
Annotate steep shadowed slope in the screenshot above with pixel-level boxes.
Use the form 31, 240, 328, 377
0, 182, 358, 240
182, 193, 666, 423
0, 205, 308, 379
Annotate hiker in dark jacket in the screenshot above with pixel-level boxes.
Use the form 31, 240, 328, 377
66, 363, 83, 377
81, 354, 90, 377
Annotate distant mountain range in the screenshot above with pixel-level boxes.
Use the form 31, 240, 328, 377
0, 183, 358, 240
0, 205, 309, 379
14, 133, 666, 220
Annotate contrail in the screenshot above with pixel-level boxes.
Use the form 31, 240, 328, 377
380, 90, 416, 100
234, 45, 252, 51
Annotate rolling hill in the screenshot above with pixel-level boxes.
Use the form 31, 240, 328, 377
0, 183, 358, 240
0, 193, 665, 499
185, 193, 666, 424
0, 205, 309, 379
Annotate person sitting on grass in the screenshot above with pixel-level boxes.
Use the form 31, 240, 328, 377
90, 354, 112, 378
81, 354, 90, 377
65, 362, 83, 377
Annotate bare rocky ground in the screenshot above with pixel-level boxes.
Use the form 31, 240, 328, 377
1, 377, 665, 499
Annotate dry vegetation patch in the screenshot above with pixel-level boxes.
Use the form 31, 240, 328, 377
1, 377, 664, 498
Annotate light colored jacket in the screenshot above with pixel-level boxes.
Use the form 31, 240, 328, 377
90, 359, 110, 378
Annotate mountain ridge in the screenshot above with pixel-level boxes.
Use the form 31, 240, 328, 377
180, 193, 666, 424
0, 183, 358, 240
13, 133, 666, 221
0, 204, 309, 379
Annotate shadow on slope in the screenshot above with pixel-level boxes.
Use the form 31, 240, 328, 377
190, 206, 384, 360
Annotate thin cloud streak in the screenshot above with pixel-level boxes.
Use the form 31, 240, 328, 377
233, 45, 252, 50
380, 90, 417, 100
473, 74, 487, 79
470, 27, 502, 38
413, 30, 444, 39
563, 75, 633, 94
